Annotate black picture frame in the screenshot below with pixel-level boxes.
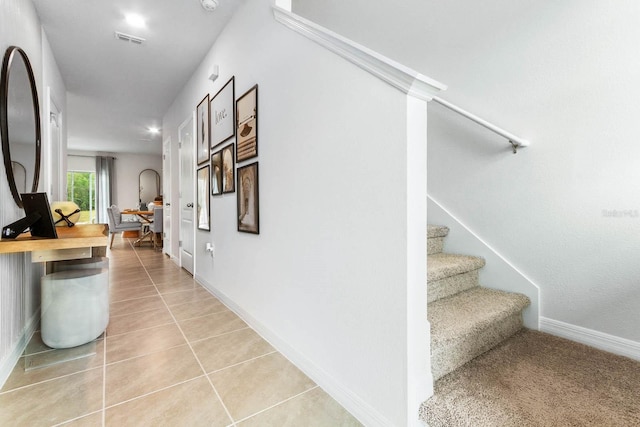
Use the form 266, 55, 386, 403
211, 150, 222, 196
237, 162, 259, 234
196, 165, 210, 231
196, 94, 210, 165
210, 76, 235, 148
222, 143, 235, 193
236, 84, 258, 162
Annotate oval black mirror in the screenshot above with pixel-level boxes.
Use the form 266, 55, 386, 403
0, 46, 41, 208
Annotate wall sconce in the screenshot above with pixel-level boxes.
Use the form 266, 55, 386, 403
208, 65, 219, 82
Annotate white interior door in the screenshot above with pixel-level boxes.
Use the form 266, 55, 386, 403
162, 137, 171, 256
47, 89, 62, 201
179, 114, 195, 274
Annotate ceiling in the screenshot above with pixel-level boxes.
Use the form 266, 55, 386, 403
32, 0, 243, 155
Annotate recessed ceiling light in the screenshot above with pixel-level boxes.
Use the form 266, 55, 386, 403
148, 127, 160, 134
125, 13, 146, 28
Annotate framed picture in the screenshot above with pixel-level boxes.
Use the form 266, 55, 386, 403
210, 76, 235, 148
222, 143, 235, 193
236, 84, 258, 162
196, 165, 210, 231
211, 151, 222, 196
237, 162, 259, 234
196, 94, 210, 165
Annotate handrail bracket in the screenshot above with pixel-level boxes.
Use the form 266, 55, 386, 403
509, 140, 518, 154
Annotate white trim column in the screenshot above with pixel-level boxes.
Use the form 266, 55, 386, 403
271, 3, 444, 424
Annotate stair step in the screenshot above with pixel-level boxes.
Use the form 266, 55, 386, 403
427, 225, 449, 238
427, 225, 449, 255
428, 287, 530, 381
428, 269, 479, 303
428, 253, 485, 282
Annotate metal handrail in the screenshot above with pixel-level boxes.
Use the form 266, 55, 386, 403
432, 96, 529, 153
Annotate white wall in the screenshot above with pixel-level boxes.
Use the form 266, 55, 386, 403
0, 0, 62, 387
112, 153, 162, 208
67, 152, 162, 209
163, 0, 417, 424
41, 30, 67, 200
293, 0, 640, 343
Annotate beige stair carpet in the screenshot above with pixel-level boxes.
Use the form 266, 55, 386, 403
420, 329, 640, 427
427, 225, 449, 255
427, 253, 485, 303
429, 287, 529, 380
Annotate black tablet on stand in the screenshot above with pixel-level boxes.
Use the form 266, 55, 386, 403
1, 192, 58, 239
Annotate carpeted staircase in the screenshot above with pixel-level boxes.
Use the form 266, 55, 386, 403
425, 224, 530, 382
420, 225, 640, 426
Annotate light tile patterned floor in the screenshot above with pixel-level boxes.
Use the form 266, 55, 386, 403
0, 237, 362, 426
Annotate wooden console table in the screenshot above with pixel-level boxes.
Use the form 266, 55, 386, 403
0, 224, 108, 262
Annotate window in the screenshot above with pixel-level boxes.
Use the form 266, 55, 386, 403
67, 171, 96, 224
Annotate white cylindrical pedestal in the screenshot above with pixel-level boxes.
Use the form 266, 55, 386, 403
41, 267, 109, 349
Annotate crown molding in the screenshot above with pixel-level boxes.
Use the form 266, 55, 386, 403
272, 6, 446, 102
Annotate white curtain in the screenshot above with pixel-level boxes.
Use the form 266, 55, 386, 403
95, 156, 114, 223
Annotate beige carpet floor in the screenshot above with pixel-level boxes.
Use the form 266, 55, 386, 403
420, 329, 640, 426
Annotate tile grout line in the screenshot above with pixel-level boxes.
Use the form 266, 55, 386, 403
105, 342, 190, 367
131, 241, 238, 426
102, 295, 107, 427
50, 409, 104, 427
0, 365, 102, 395
103, 375, 207, 411
105, 320, 177, 338
207, 350, 279, 375
188, 326, 252, 344
233, 385, 320, 425
105, 240, 140, 425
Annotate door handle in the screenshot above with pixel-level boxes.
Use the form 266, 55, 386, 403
186, 203, 194, 208
165, 202, 170, 206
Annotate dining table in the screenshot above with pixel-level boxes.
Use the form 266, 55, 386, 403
122, 210, 154, 246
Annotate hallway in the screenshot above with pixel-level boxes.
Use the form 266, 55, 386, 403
0, 237, 361, 426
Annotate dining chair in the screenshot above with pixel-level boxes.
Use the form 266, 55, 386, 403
106, 205, 142, 248
149, 206, 163, 251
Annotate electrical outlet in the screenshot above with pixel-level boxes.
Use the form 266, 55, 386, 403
205, 242, 215, 257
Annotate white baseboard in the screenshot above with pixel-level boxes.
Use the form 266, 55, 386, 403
0, 309, 39, 390
540, 317, 640, 361
194, 274, 396, 427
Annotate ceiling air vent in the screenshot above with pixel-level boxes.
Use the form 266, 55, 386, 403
114, 31, 146, 45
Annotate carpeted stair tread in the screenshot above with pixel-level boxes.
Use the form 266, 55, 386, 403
427, 253, 485, 282
427, 224, 449, 238
420, 329, 640, 427
428, 287, 530, 347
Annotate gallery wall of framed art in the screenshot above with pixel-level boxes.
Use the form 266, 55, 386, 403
195, 78, 260, 235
